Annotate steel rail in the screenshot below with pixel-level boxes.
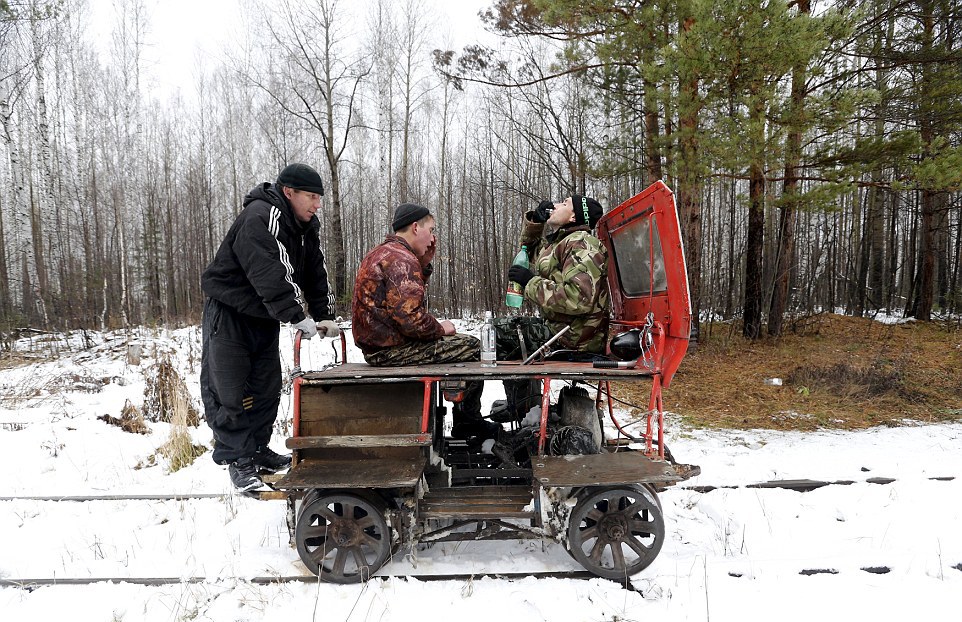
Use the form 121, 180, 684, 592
0, 493, 228, 502
0, 570, 604, 589
0, 475, 954, 503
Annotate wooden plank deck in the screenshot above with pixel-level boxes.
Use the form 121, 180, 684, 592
419, 485, 535, 519
286, 434, 431, 449
275, 457, 425, 489
531, 452, 679, 487
298, 360, 654, 385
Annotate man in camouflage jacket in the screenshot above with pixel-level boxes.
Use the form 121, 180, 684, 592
352, 203, 500, 440
507, 195, 610, 354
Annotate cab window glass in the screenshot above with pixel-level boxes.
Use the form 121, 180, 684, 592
611, 215, 668, 296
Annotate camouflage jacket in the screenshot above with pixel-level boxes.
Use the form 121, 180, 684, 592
521, 222, 610, 353
351, 235, 445, 354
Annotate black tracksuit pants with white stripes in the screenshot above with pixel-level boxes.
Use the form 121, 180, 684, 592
200, 297, 282, 464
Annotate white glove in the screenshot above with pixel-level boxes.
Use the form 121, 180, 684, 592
317, 319, 340, 338
293, 316, 318, 339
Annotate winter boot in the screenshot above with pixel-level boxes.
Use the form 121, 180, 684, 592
229, 457, 264, 492
252, 445, 292, 473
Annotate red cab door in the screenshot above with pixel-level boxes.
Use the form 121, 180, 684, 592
596, 181, 691, 384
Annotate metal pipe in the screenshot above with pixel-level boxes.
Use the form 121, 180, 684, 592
521, 325, 571, 365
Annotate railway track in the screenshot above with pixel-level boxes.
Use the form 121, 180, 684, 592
0, 570, 603, 589
0, 473, 954, 503
2, 476, 957, 592
0, 493, 228, 502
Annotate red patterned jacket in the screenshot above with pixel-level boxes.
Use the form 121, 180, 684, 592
351, 235, 444, 354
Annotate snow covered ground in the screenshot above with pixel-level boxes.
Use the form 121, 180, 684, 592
1, 324, 960, 621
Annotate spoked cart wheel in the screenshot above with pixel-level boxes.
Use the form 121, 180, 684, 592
295, 492, 392, 583
566, 485, 665, 581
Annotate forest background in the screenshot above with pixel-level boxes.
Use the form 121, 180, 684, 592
1, 0, 961, 342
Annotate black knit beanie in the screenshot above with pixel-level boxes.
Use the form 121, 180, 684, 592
392, 203, 431, 231
276, 163, 325, 195
571, 195, 604, 229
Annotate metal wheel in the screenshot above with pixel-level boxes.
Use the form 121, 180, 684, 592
642, 482, 663, 512
295, 492, 392, 583
566, 486, 665, 580
297, 489, 323, 517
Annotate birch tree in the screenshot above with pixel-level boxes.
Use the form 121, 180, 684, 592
252, 0, 370, 304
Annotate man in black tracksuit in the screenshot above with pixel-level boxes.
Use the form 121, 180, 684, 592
200, 163, 338, 492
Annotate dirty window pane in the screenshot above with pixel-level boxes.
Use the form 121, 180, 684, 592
611, 216, 667, 296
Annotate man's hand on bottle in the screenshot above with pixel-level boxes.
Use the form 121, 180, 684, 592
508, 265, 535, 288
531, 200, 554, 223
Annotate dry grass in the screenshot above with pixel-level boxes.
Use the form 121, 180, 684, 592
614, 313, 962, 431
98, 400, 150, 435
158, 391, 207, 473
143, 353, 201, 426
141, 351, 206, 472
0, 352, 43, 370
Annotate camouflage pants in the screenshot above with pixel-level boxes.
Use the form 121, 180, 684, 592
364, 333, 483, 420
363, 333, 480, 366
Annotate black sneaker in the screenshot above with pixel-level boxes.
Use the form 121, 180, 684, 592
252, 445, 292, 473
229, 457, 264, 492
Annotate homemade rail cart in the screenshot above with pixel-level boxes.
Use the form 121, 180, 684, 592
274, 181, 698, 583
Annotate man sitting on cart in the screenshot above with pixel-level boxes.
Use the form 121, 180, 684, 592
495, 195, 611, 422
507, 195, 610, 355
351, 203, 501, 441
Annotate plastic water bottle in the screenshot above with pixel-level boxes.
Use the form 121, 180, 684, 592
481, 311, 497, 367
505, 247, 529, 308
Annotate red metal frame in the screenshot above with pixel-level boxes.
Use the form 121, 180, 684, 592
293, 332, 303, 440
420, 377, 440, 434
648, 374, 664, 458
596, 180, 691, 387
292, 329, 349, 440
594, 181, 692, 459
291, 183, 691, 464
536, 375, 552, 456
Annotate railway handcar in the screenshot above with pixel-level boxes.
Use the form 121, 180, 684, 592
274, 181, 699, 583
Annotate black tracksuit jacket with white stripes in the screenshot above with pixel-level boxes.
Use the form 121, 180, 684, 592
201, 182, 335, 324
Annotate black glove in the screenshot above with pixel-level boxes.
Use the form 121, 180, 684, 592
508, 265, 535, 288
531, 200, 554, 223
